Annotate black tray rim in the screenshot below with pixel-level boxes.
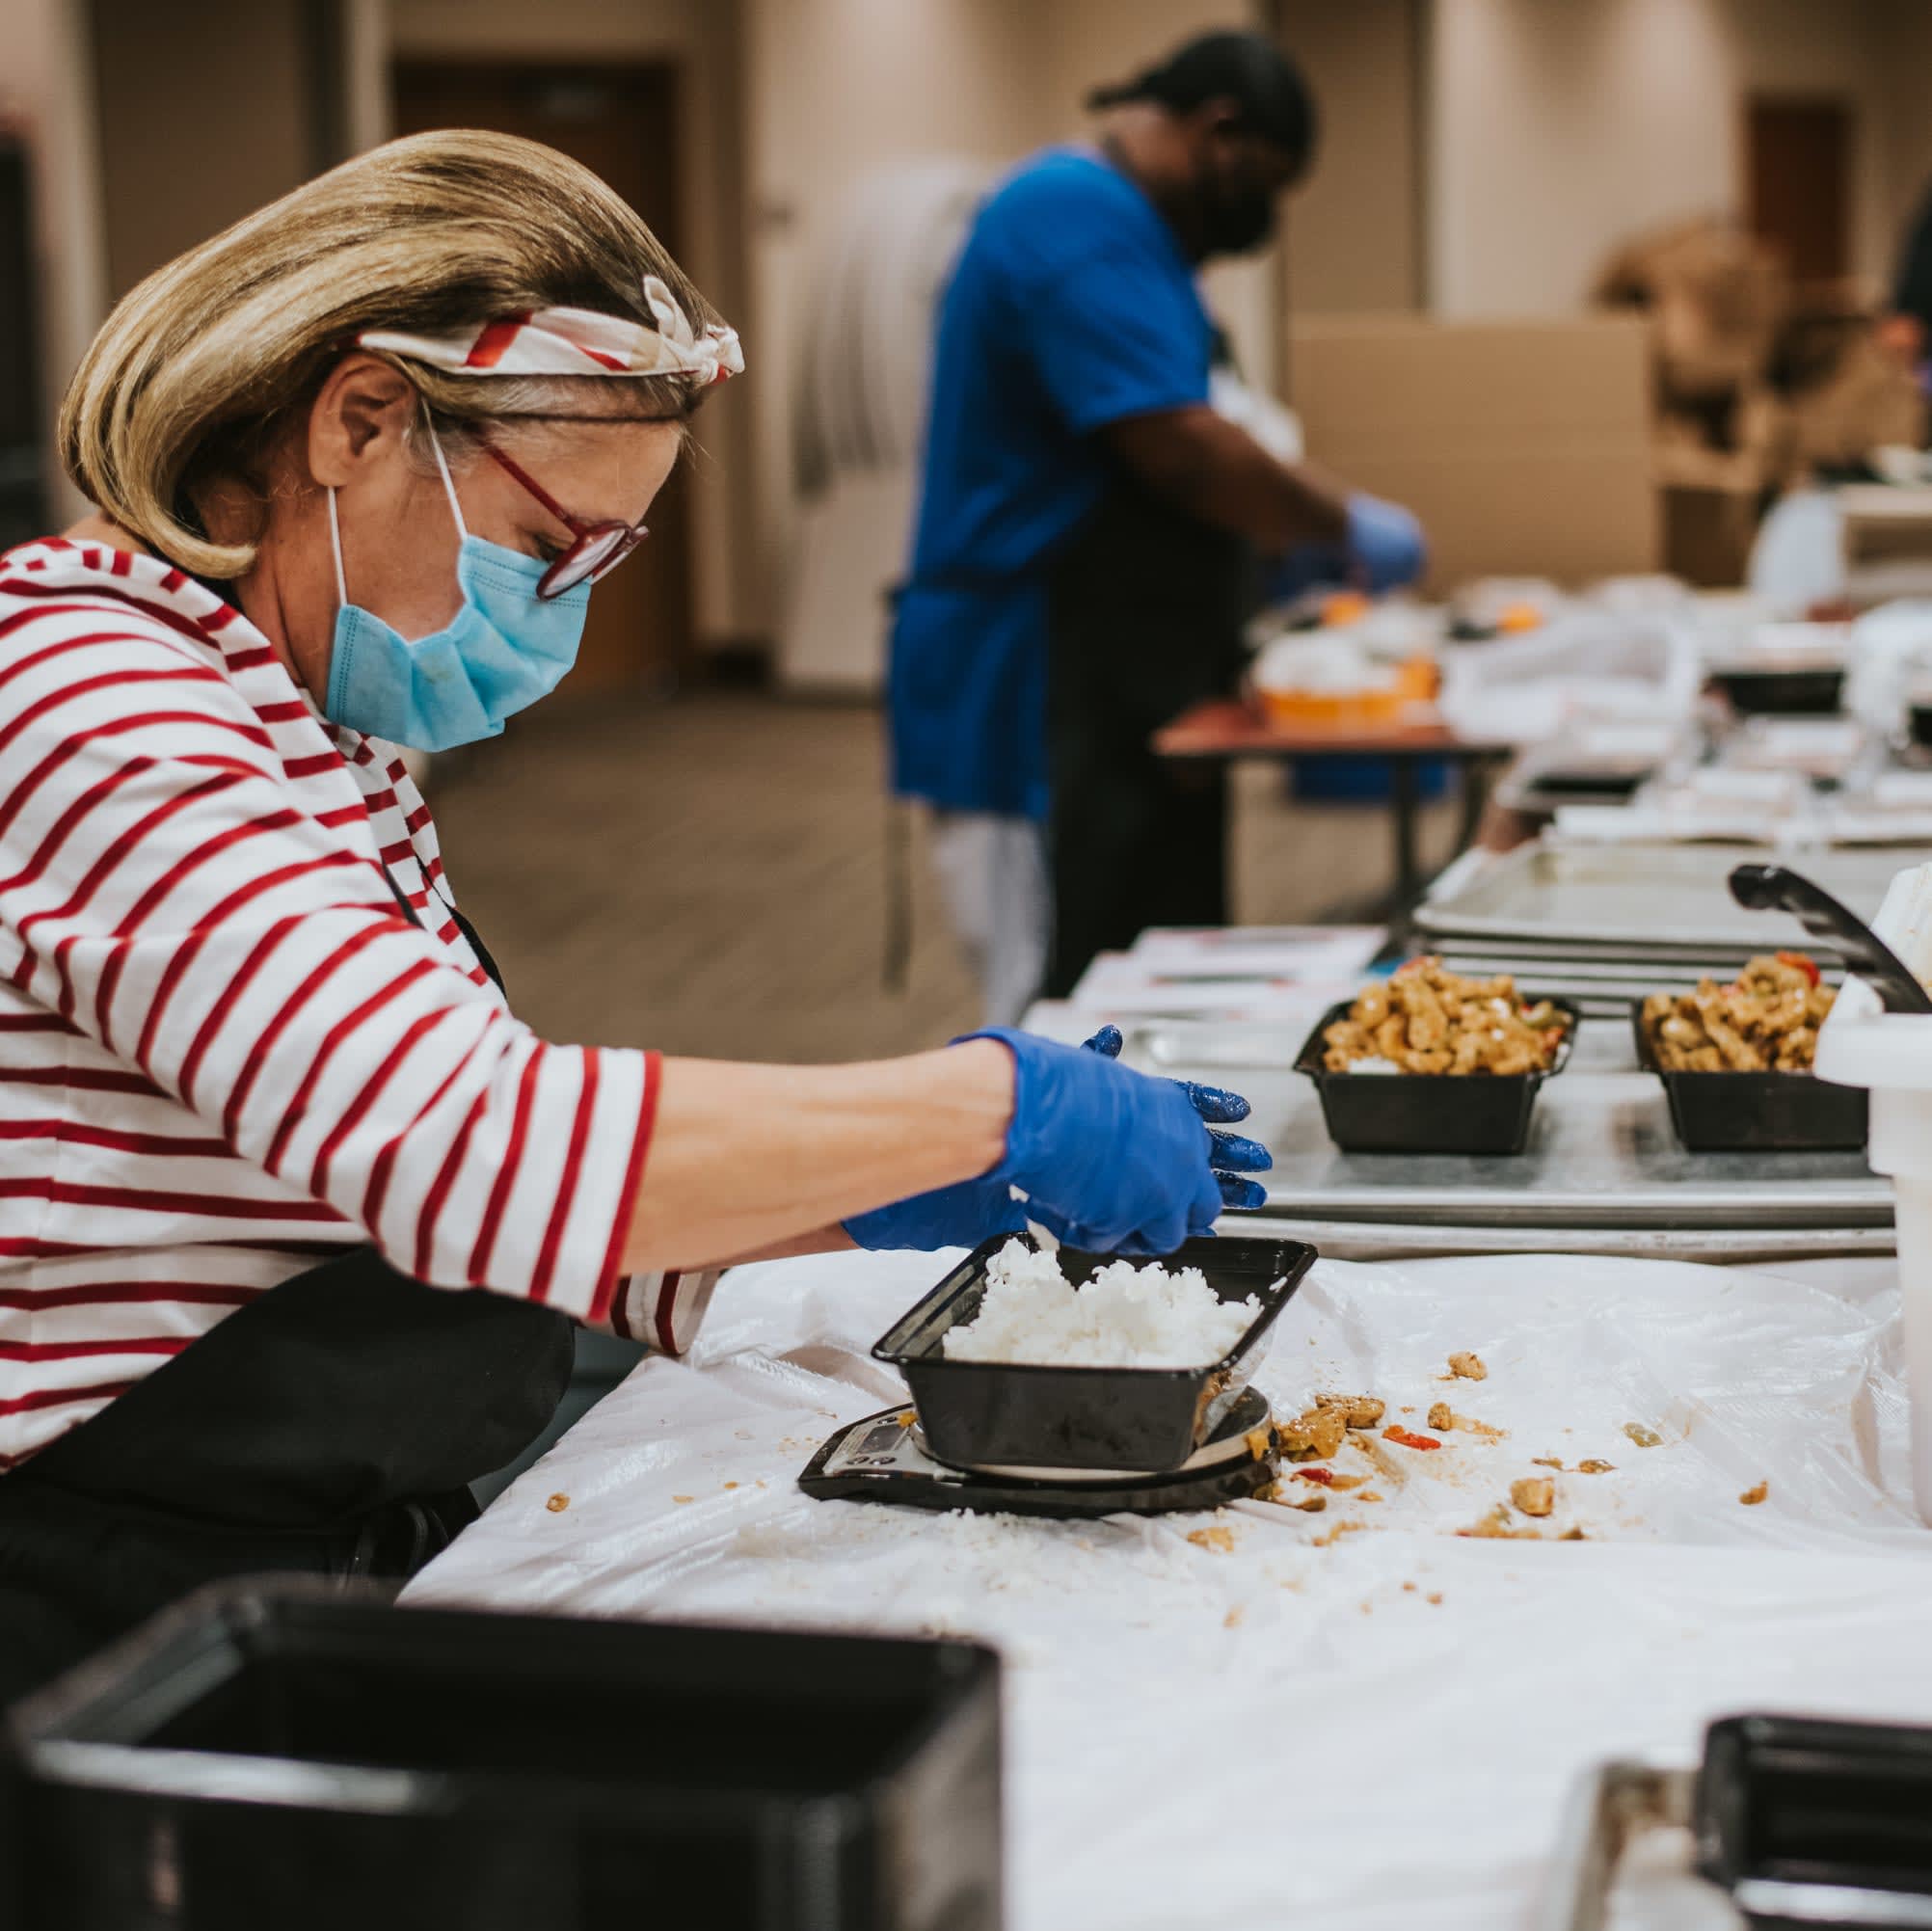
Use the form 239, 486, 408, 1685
7, 1577, 1004, 1821
1291, 992, 1582, 1090
869, 1231, 1316, 1384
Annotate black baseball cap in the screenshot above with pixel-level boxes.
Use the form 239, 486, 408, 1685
1087, 31, 1318, 173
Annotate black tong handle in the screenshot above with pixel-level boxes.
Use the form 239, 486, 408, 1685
1729, 863, 1932, 1014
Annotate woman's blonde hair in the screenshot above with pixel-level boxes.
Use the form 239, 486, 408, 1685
60, 128, 721, 577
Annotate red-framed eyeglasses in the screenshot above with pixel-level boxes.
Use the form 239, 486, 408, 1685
480, 443, 650, 600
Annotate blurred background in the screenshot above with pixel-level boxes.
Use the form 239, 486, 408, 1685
7, 0, 1932, 1065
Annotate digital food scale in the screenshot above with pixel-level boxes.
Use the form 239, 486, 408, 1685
798, 1385, 1279, 1519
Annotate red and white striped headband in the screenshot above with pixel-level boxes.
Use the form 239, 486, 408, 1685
359, 274, 743, 387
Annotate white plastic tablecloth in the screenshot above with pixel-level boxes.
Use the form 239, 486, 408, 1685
407, 1247, 1932, 1930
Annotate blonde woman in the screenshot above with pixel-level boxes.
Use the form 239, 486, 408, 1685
0, 132, 1269, 1698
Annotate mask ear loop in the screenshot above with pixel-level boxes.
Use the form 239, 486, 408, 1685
424, 416, 470, 542
326, 486, 349, 605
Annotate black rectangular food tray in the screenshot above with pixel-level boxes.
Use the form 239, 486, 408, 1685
1697, 1713, 1932, 1925
0, 1579, 1003, 1931
1292, 997, 1580, 1156
1631, 1004, 1867, 1153
1911, 703, 1932, 749
872, 1232, 1313, 1474
1710, 667, 1846, 715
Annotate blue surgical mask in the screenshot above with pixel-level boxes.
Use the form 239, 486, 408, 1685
323, 429, 590, 751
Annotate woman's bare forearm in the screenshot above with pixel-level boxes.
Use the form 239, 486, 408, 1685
619, 1042, 1013, 1273
714, 1224, 858, 1267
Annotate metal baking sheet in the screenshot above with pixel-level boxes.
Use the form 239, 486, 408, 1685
1123, 1022, 1890, 1233
1415, 843, 1911, 952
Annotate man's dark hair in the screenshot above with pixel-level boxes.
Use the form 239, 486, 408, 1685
1087, 31, 1318, 176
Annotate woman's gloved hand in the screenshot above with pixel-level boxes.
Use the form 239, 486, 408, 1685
1345, 493, 1428, 594
844, 1027, 1271, 1256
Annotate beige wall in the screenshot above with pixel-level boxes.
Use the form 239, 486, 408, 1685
1, 0, 106, 520
1428, 0, 1912, 319
90, 0, 313, 297
1278, 0, 1423, 315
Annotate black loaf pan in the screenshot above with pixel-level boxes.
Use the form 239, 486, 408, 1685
1697, 1713, 1932, 1926
1293, 996, 1580, 1156
872, 1231, 1313, 1474
0, 1578, 1002, 1931
1710, 666, 1846, 715
1631, 1002, 1867, 1153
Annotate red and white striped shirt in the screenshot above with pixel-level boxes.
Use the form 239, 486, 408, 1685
0, 537, 711, 1470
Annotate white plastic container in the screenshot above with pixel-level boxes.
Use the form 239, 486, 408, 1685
1813, 857, 1932, 1519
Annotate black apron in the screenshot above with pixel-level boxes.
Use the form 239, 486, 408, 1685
1043, 476, 1255, 998
0, 890, 573, 1706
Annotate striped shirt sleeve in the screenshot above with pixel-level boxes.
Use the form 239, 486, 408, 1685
587, 1269, 723, 1355
0, 603, 650, 1323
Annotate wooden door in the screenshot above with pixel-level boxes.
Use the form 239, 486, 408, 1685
390, 62, 694, 693
1746, 95, 1851, 288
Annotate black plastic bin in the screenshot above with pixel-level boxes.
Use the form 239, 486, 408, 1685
873, 1232, 1313, 1473
1632, 1005, 1867, 1153
0, 1580, 1003, 1931
1293, 999, 1579, 1156
1697, 1713, 1932, 1925
1709, 666, 1846, 715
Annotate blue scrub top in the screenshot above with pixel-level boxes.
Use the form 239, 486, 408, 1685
888, 148, 1214, 820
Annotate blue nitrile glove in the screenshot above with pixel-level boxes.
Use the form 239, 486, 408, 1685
1345, 493, 1427, 594
1080, 1024, 1271, 1215
843, 1027, 1271, 1252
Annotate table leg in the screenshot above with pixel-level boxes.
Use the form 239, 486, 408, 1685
1455, 753, 1497, 854
1390, 755, 1420, 911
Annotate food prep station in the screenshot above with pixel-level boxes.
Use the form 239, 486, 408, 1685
389, 840, 1932, 1927
396, 596, 1932, 1930
46, 588, 1932, 1930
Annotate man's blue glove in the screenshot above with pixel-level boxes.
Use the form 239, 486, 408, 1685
1345, 493, 1427, 594
844, 1027, 1271, 1255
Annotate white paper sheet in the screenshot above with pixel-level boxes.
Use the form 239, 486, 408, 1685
408, 1247, 1932, 1931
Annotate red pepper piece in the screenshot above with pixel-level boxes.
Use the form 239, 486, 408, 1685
1296, 1466, 1336, 1487
1382, 1425, 1442, 1451
1776, 951, 1821, 987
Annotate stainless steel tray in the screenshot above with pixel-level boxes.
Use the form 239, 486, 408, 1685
1249, 1219, 1894, 1264
1424, 948, 1846, 1022
1416, 843, 1908, 952
1537, 1757, 1727, 1931
1124, 1022, 1890, 1233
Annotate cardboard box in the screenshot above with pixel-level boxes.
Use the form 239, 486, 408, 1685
1595, 219, 1789, 406
1287, 313, 1660, 590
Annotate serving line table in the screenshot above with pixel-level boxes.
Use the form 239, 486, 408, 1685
1154, 699, 1517, 912
409, 1242, 1932, 1931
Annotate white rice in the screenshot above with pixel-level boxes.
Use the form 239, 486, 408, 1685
1343, 1054, 1404, 1075
941, 1239, 1260, 1368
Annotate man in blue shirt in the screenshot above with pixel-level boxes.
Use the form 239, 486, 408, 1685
891, 32, 1426, 1021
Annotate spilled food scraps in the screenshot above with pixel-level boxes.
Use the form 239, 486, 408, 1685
1510, 1477, 1555, 1518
